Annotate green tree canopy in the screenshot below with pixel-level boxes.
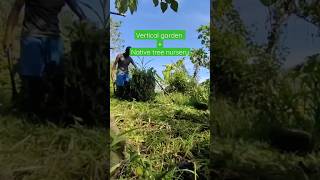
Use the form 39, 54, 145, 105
110, 17, 124, 54
114, 0, 179, 14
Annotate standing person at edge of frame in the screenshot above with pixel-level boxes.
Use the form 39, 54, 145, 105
2, 0, 88, 120
112, 46, 137, 99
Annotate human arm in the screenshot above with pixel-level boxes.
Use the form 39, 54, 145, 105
2, 0, 24, 51
130, 58, 137, 69
111, 55, 120, 81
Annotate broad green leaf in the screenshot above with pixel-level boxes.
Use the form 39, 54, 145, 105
160, 2, 168, 13
117, 0, 129, 13
153, 0, 159, 7
129, 0, 138, 14
170, 0, 178, 12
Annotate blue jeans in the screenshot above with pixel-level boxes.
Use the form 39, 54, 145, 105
19, 36, 64, 77
116, 71, 130, 87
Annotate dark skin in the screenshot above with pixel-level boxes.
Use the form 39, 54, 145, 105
111, 48, 137, 82
2, 0, 87, 51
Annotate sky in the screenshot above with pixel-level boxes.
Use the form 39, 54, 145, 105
110, 0, 210, 82
234, 0, 320, 68
82, 0, 318, 76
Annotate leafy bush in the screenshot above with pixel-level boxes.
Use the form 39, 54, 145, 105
163, 59, 194, 93
188, 81, 209, 110
63, 21, 108, 126
294, 54, 320, 132
129, 68, 156, 102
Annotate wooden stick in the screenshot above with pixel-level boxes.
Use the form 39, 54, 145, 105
110, 12, 126, 17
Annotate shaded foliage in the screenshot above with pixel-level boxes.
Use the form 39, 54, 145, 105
63, 21, 108, 126
114, 0, 179, 14
210, 3, 320, 173
162, 59, 194, 93
110, 17, 124, 54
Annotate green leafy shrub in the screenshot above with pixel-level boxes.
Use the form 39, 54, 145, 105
295, 54, 320, 132
129, 68, 156, 102
163, 59, 194, 93
63, 21, 108, 126
188, 81, 209, 110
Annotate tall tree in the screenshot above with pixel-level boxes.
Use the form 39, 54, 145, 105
261, 0, 320, 58
110, 17, 124, 54
190, 48, 208, 80
190, 25, 210, 81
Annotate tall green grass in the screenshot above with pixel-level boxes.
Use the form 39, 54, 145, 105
0, 40, 108, 180
110, 96, 210, 179
0, 115, 107, 179
211, 137, 320, 180
211, 97, 320, 179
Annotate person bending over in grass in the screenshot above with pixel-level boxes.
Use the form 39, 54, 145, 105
112, 46, 137, 99
3, 0, 88, 120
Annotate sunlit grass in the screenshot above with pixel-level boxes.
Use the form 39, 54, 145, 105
111, 95, 210, 179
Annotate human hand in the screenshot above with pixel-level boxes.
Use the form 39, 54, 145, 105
111, 72, 116, 83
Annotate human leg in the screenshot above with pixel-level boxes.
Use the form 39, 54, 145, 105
19, 37, 46, 116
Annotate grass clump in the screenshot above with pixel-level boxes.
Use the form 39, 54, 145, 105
129, 68, 156, 102
188, 82, 209, 110
211, 138, 320, 180
0, 115, 107, 179
110, 96, 210, 179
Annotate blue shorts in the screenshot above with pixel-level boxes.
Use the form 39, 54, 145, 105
19, 36, 64, 77
116, 72, 130, 87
